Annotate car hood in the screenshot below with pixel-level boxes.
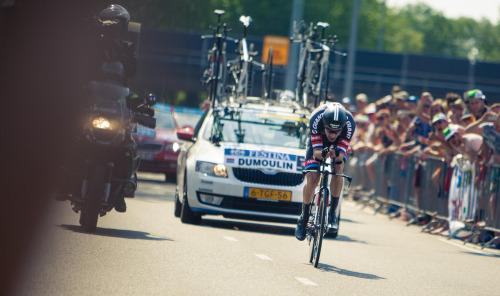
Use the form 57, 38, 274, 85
193, 140, 305, 174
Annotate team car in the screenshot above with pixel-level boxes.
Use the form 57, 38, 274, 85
174, 97, 310, 224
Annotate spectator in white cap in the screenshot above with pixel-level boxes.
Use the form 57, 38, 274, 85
356, 93, 368, 115
464, 89, 489, 121
395, 91, 408, 114
422, 113, 461, 164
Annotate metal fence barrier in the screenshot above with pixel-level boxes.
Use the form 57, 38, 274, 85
346, 152, 500, 249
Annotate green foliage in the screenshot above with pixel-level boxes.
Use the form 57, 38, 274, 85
112, 0, 500, 62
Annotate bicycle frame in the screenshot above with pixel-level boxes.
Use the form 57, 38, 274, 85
201, 10, 230, 107
227, 15, 265, 99
294, 22, 343, 109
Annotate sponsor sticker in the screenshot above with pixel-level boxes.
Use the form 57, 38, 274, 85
224, 148, 301, 172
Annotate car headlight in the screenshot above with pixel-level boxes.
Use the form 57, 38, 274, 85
195, 161, 228, 178
92, 117, 113, 130
165, 142, 180, 152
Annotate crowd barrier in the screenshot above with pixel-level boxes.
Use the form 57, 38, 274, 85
344, 151, 500, 249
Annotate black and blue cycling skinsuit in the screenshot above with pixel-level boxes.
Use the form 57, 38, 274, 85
304, 104, 356, 171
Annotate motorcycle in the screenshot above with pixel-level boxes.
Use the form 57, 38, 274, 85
60, 80, 156, 232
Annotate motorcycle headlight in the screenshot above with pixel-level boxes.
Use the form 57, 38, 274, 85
92, 117, 113, 130
196, 161, 228, 178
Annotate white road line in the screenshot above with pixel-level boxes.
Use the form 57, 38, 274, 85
255, 254, 272, 260
224, 236, 239, 242
438, 238, 499, 257
295, 277, 317, 286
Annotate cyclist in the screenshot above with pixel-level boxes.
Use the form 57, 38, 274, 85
296, 103, 356, 240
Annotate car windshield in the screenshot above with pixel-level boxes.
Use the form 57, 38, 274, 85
203, 108, 308, 149
174, 108, 203, 129
155, 110, 176, 130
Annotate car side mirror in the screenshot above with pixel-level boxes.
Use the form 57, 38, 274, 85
177, 127, 194, 141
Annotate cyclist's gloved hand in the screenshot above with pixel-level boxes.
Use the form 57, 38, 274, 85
321, 147, 330, 158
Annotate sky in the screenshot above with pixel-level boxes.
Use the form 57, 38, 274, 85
386, 0, 500, 24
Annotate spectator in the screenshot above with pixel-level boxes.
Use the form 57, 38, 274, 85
430, 98, 446, 120
406, 95, 419, 111
402, 92, 433, 153
476, 113, 500, 226
448, 98, 466, 125
341, 97, 353, 110
491, 103, 500, 113
364, 109, 396, 192
422, 113, 457, 164
465, 109, 497, 135
461, 110, 475, 127
464, 89, 490, 120
355, 93, 368, 115
444, 125, 483, 162
351, 114, 371, 147
391, 85, 403, 99
444, 92, 461, 113
393, 91, 408, 122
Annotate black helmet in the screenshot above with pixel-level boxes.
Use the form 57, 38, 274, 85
323, 103, 348, 131
99, 4, 130, 23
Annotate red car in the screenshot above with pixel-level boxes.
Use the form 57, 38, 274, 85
133, 103, 180, 182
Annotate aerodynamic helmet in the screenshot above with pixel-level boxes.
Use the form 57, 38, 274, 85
323, 103, 348, 131
99, 4, 130, 26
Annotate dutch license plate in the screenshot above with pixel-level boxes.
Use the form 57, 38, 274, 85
138, 151, 154, 161
245, 187, 291, 202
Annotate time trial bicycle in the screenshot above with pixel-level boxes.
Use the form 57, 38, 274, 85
302, 156, 352, 267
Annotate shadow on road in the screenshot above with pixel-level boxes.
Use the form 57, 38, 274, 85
317, 263, 386, 280
201, 219, 295, 236
325, 234, 368, 244
59, 224, 173, 241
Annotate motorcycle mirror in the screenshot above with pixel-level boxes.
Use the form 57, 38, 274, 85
146, 93, 157, 105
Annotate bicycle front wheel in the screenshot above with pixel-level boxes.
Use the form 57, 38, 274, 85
312, 188, 328, 267
308, 197, 318, 263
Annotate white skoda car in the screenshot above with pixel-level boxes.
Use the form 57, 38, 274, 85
174, 99, 310, 224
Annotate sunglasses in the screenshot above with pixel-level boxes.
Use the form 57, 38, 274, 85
433, 120, 445, 126
423, 104, 431, 108
325, 127, 342, 134
377, 116, 388, 120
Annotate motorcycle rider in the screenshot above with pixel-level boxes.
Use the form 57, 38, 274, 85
56, 4, 144, 213
295, 102, 356, 240
90, 4, 136, 86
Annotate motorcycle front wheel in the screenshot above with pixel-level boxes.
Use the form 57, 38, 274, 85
80, 165, 104, 232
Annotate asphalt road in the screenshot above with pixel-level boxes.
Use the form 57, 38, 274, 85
11, 172, 500, 296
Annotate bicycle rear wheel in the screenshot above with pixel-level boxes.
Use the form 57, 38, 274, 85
312, 188, 328, 267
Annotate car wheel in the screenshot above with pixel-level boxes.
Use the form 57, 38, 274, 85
174, 186, 181, 218
180, 173, 201, 224
165, 173, 177, 183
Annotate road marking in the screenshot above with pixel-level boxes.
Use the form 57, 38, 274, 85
224, 236, 239, 242
255, 254, 272, 260
438, 238, 499, 257
295, 277, 317, 286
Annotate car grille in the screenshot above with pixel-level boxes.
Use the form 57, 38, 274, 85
137, 142, 163, 152
232, 168, 303, 187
